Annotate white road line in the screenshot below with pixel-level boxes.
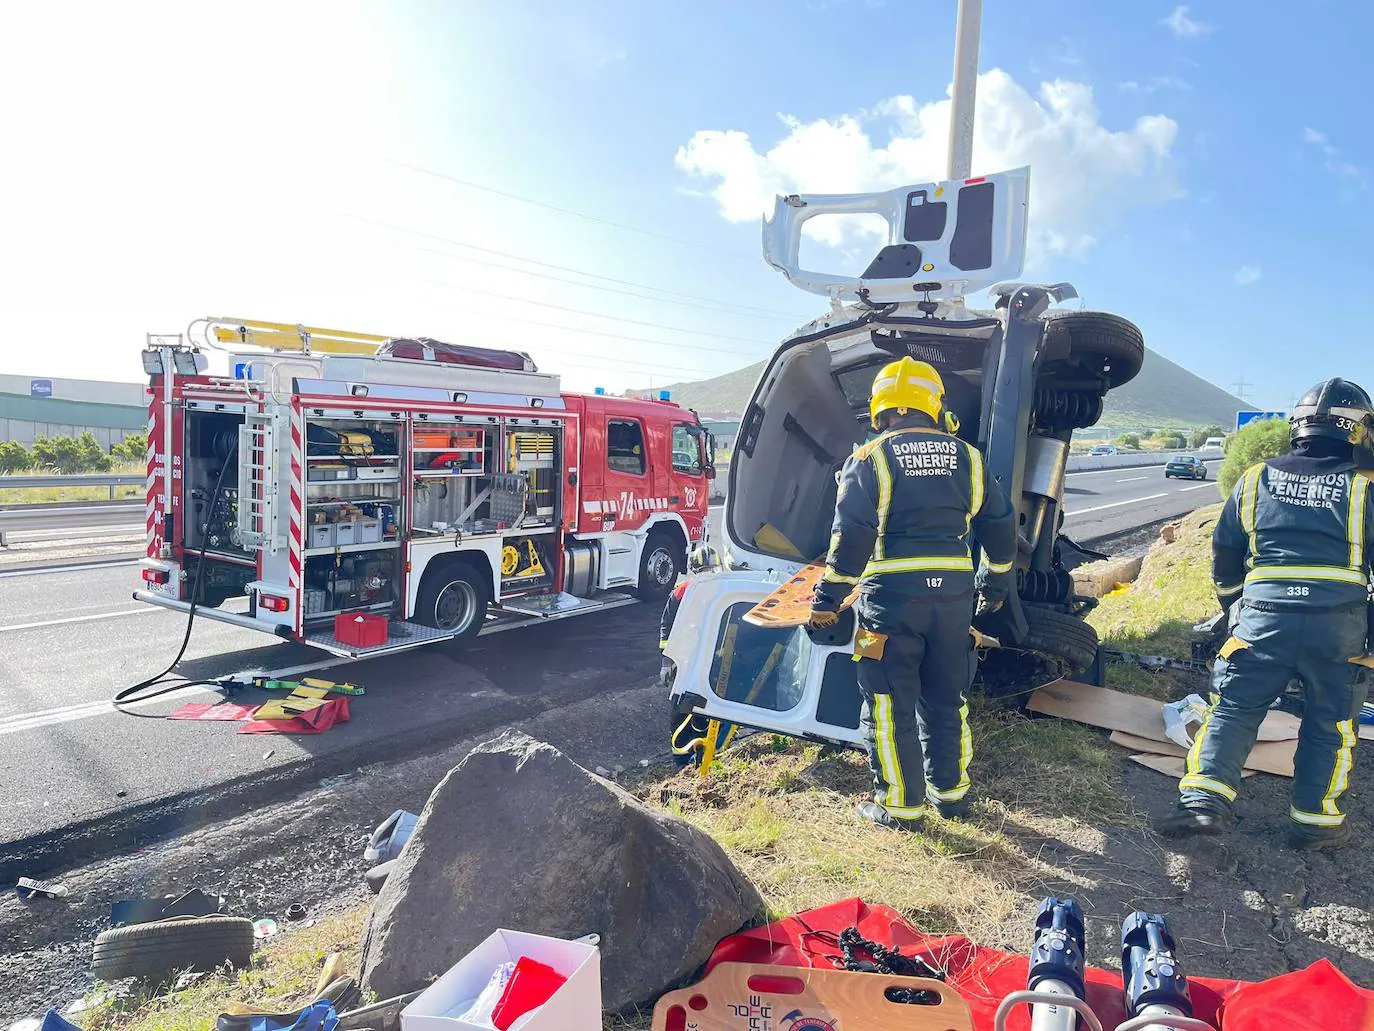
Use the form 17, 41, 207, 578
1115, 476, 1147, 483
0, 609, 159, 634
0, 559, 141, 580
1177, 482, 1215, 492
1065, 493, 1169, 517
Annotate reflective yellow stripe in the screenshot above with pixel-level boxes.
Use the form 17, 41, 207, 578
864, 555, 974, 576
1349, 473, 1369, 570
659, 640, 669, 651
1184, 700, 1216, 779
872, 694, 908, 812
1238, 464, 1263, 560
966, 444, 985, 535
1245, 566, 1369, 586
827, 532, 842, 561
1179, 773, 1238, 802
1321, 719, 1358, 816
872, 448, 893, 561
821, 568, 861, 585
1291, 806, 1345, 827
1213, 580, 1243, 594
985, 557, 1014, 574
928, 699, 973, 803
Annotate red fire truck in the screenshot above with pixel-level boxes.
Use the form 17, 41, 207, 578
134, 319, 714, 657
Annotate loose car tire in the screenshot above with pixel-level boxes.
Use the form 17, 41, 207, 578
1021, 604, 1100, 674
635, 531, 682, 601
415, 562, 489, 645
90, 915, 254, 982
1042, 310, 1146, 389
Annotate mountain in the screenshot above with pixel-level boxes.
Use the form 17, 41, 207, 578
641, 347, 1248, 433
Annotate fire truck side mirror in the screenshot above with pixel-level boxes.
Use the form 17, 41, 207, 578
704, 465, 716, 480
568, 470, 578, 487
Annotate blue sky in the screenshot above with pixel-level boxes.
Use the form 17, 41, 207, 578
1, 0, 1369, 414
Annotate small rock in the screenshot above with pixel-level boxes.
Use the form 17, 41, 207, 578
639, 759, 650, 768
263, 750, 274, 759
594, 766, 612, 777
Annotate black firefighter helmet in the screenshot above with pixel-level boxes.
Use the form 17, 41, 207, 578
1291, 378, 1374, 464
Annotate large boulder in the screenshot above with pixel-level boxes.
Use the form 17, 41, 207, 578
359, 731, 762, 1010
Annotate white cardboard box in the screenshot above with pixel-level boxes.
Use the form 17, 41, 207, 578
401, 929, 601, 1031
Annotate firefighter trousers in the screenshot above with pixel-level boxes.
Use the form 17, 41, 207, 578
854, 594, 978, 819
1180, 601, 1370, 830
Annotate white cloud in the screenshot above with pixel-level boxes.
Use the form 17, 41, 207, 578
1302, 127, 1367, 189
1119, 76, 1192, 94
1161, 6, 1214, 38
1234, 265, 1262, 286
673, 69, 1183, 263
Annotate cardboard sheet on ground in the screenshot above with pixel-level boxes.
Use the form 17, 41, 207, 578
707, 898, 1374, 1030
1029, 681, 1301, 742
239, 697, 350, 735
654, 962, 972, 1030
1109, 730, 1296, 778
742, 563, 859, 628
1130, 752, 1255, 779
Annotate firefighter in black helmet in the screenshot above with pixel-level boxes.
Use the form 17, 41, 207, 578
1159, 378, 1374, 850
808, 357, 1016, 830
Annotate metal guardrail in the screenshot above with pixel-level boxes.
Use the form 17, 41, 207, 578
0, 473, 142, 502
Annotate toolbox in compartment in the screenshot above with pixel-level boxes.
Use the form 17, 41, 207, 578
309, 463, 354, 482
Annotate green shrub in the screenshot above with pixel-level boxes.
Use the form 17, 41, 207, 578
1190, 425, 1224, 449
1117, 433, 1140, 449
0, 440, 30, 474
1216, 418, 1290, 495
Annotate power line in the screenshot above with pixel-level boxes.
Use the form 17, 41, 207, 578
338, 211, 805, 319
359, 235, 802, 323
385, 158, 747, 258
410, 276, 776, 349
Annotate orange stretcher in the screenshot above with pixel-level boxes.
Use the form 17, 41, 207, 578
742, 563, 860, 628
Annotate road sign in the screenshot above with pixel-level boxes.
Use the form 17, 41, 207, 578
1236, 410, 1285, 430
29, 379, 52, 398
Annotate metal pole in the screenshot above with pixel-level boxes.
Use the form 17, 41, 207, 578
946, 0, 983, 181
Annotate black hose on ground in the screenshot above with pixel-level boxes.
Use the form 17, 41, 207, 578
114, 454, 238, 715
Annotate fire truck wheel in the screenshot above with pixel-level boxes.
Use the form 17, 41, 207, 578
635, 531, 682, 601
416, 562, 489, 643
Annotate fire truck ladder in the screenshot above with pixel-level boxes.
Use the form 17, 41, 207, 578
237, 412, 287, 553
194, 317, 390, 356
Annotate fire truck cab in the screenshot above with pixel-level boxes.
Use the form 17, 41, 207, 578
135, 320, 714, 657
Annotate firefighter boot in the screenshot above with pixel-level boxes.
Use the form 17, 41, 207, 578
856, 801, 923, 832
1288, 821, 1352, 852
1155, 803, 1235, 838
934, 797, 971, 820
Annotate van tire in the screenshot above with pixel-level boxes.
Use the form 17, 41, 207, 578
415, 562, 489, 644
1042, 310, 1145, 389
1020, 604, 1099, 674
90, 915, 254, 982
635, 531, 682, 601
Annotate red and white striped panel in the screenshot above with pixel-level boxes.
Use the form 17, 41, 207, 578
288, 414, 303, 589
145, 390, 163, 559
582, 496, 675, 517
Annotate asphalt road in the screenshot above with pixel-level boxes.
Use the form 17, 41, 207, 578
1059, 458, 1222, 541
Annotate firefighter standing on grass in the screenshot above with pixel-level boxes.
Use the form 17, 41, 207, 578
1159, 378, 1374, 851
807, 357, 1016, 830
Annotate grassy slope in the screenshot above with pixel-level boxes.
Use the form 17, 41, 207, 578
651, 350, 1246, 433
94, 515, 1220, 1029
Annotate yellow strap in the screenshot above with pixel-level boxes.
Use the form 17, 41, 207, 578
1245, 565, 1369, 586
1218, 635, 1249, 661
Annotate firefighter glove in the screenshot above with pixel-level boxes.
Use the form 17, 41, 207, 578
975, 592, 1004, 617
807, 607, 840, 629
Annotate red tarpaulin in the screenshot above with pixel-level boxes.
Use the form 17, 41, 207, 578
706, 898, 1374, 1030
238, 697, 351, 735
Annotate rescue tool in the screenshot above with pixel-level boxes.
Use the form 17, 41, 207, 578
1119, 913, 1211, 1031
994, 897, 1102, 1031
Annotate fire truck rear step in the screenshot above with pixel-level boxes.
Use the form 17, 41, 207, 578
302, 620, 457, 658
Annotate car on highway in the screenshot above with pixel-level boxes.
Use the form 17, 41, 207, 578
665, 168, 1148, 751
1088, 443, 1118, 456
1164, 455, 1208, 480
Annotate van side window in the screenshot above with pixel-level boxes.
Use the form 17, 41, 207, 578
607, 418, 646, 475
672, 424, 703, 475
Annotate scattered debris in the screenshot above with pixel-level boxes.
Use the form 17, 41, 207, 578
364, 810, 418, 866
14, 877, 69, 901
253, 917, 279, 939
286, 903, 307, 922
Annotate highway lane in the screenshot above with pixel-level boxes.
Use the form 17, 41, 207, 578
1060, 459, 1221, 541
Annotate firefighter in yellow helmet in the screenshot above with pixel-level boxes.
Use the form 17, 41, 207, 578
809, 357, 1016, 829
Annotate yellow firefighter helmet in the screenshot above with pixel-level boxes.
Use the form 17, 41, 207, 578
869, 357, 954, 432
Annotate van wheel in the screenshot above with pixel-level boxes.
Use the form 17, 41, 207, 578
416, 563, 489, 644
1042, 310, 1145, 389
1021, 603, 1099, 674
90, 915, 254, 982
635, 531, 682, 601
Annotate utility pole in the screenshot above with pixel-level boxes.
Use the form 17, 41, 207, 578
1231, 375, 1251, 405
946, 0, 983, 180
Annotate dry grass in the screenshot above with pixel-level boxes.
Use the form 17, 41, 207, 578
79, 910, 368, 1031
1088, 504, 1223, 696
0, 464, 143, 505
